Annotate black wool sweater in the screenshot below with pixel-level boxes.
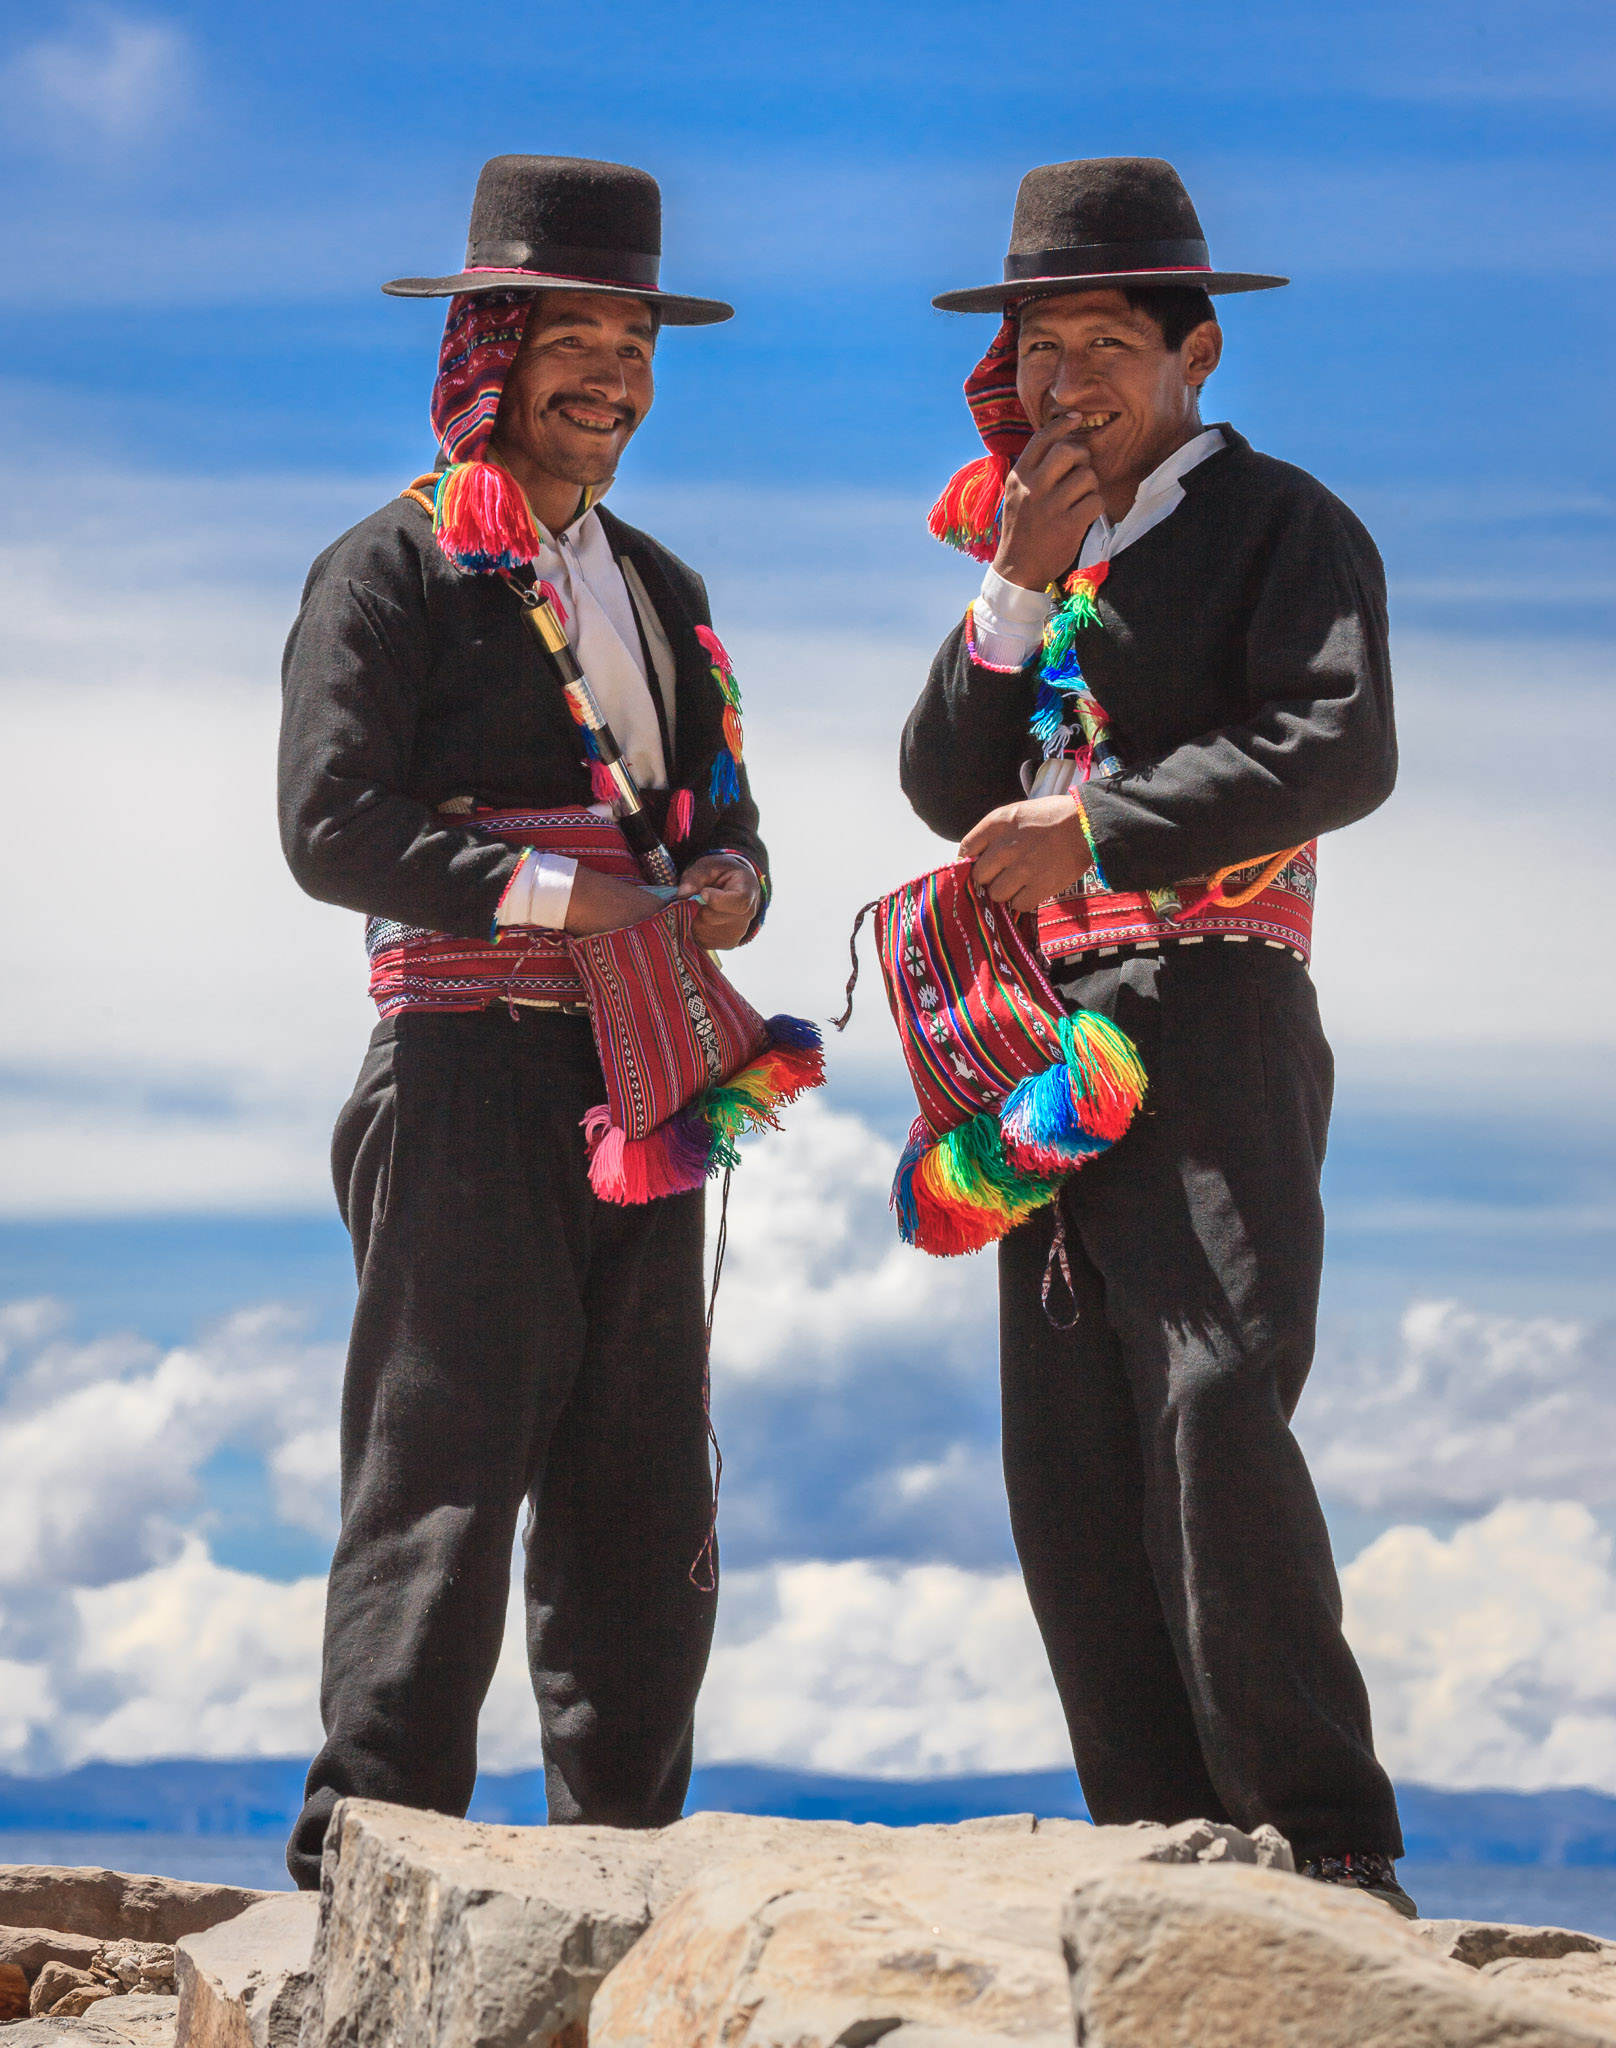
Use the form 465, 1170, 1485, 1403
279, 496, 769, 942
900, 427, 1397, 892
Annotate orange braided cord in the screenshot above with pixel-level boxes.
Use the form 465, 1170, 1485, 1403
1205, 845, 1309, 909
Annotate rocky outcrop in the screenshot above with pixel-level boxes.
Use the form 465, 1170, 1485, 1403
0, 1993, 179, 2044
1412, 1919, 1616, 2027
0, 1870, 270, 1947
13, 1816, 1616, 2048
174, 1894, 319, 2048
298, 1802, 1294, 2048
1063, 1861, 1616, 2046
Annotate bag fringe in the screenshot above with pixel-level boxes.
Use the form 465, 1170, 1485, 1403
892, 1006, 1147, 1255
585, 1017, 826, 1205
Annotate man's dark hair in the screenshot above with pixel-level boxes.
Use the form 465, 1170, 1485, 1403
1122, 285, 1217, 351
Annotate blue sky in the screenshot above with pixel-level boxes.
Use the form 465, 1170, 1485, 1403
0, 0, 1612, 1791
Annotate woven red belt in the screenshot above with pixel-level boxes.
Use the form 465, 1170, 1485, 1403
367, 807, 641, 1016
1037, 843, 1317, 966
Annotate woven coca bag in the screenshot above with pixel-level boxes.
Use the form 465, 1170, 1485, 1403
567, 897, 823, 1204
842, 860, 1146, 1255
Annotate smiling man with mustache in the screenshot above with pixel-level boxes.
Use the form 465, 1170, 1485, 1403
902, 159, 1410, 1914
277, 156, 768, 1887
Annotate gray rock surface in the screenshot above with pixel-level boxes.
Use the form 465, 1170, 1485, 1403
589, 1813, 1295, 2048
174, 1892, 319, 2048
299, 1801, 826, 2048
300, 1800, 1296, 2048
1062, 1860, 1616, 2046
0, 1870, 271, 1947
1409, 1920, 1616, 2026
0, 1991, 178, 2044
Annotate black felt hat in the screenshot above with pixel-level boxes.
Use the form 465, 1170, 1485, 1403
384, 154, 733, 326
932, 157, 1286, 314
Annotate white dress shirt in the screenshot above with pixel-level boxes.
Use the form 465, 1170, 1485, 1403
496, 503, 676, 931
971, 427, 1226, 670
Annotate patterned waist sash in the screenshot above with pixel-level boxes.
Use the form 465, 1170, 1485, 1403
1037, 842, 1317, 967
366, 807, 641, 1017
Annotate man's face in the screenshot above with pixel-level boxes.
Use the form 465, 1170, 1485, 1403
493, 289, 656, 490
1014, 289, 1221, 494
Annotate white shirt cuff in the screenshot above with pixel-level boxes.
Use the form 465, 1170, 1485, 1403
495, 849, 578, 930
971, 567, 1055, 671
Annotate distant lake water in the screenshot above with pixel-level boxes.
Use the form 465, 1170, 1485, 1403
3, 1834, 1615, 1939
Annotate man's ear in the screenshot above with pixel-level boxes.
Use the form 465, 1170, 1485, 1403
1183, 320, 1223, 390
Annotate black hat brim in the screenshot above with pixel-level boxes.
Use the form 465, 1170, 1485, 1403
382, 269, 733, 325
932, 269, 1288, 314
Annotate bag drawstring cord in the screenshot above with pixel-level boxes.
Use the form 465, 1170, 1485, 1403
833, 899, 883, 1032
689, 1164, 732, 1591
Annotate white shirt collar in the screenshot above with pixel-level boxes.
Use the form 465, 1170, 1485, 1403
1079, 426, 1225, 569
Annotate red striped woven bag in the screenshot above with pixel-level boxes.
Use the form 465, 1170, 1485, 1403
844, 860, 1146, 1255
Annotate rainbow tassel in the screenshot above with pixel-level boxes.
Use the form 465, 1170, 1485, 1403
432, 461, 539, 573
667, 788, 694, 843
584, 1017, 826, 1206
892, 1109, 1063, 1256
927, 452, 1011, 561
892, 1005, 1146, 1256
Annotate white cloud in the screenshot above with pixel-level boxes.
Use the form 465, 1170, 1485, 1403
696, 1558, 1068, 1778
2, 11, 189, 147
0, 1304, 342, 1592
1344, 1500, 1616, 1793
710, 1098, 992, 1388
1302, 1298, 1616, 1519
71, 1540, 326, 1762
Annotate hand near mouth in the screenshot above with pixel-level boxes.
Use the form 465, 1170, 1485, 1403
991, 410, 1107, 595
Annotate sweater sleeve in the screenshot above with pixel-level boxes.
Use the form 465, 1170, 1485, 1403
1079, 493, 1398, 891
277, 535, 524, 939
899, 614, 1039, 843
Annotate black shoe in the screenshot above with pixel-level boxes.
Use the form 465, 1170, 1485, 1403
1299, 1850, 1419, 1920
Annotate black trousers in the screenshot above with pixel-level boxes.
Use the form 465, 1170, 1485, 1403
287, 1008, 717, 1889
1000, 942, 1402, 1861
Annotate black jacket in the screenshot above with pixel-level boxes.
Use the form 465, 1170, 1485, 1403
279, 495, 769, 941
900, 427, 1396, 891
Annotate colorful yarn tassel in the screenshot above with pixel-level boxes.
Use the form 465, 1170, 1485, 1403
585, 1017, 826, 1205
999, 1011, 1147, 1176
927, 452, 1012, 561
892, 1110, 1063, 1257
432, 460, 540, 573
892, 1006, 1145, 1256
696, 625, 745, 810
1041, 562, 1109, 679
709, 750, 741, 808
667, 788, 694, 844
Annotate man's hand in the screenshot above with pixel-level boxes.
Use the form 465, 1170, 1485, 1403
960, 797, 1091, 915
678, 853, 761, 950
992, 415, 1106, 594
564, 865, 667, 937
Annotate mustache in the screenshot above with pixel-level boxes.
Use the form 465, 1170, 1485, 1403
545, 392, 637, 427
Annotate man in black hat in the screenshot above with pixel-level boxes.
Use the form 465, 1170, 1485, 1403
902, 158, 1411, 1912
278, 155, 768, 1887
